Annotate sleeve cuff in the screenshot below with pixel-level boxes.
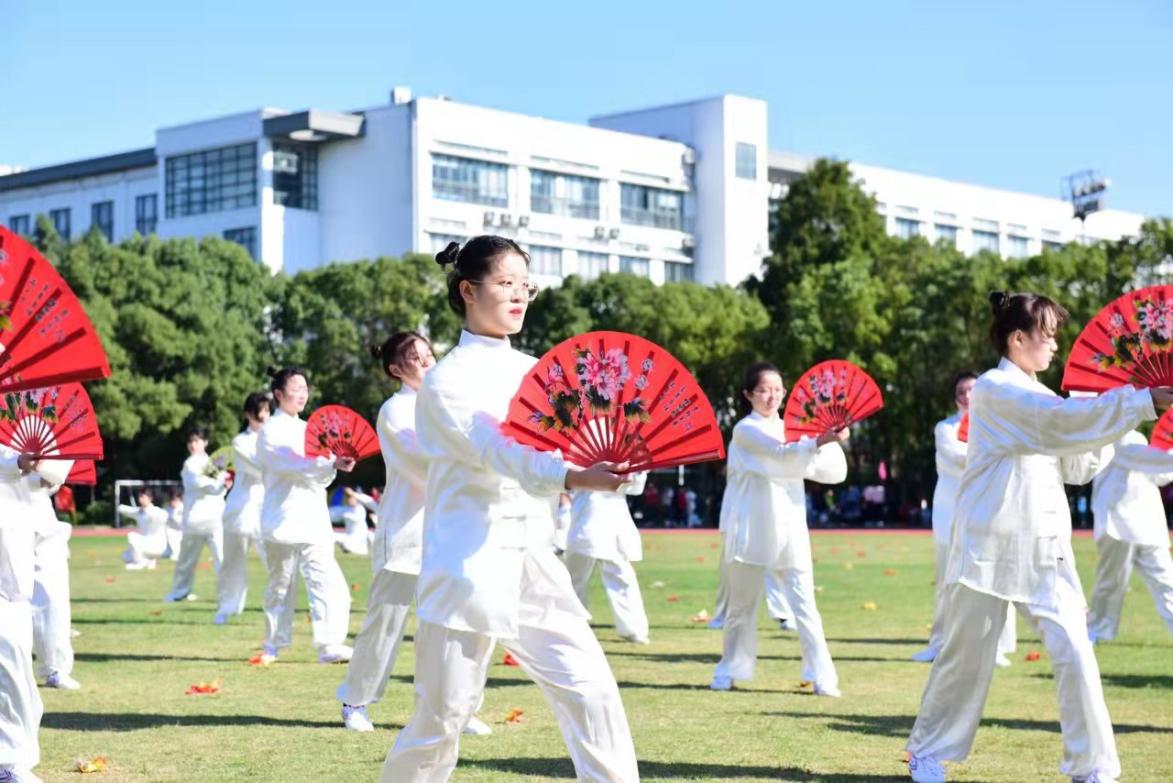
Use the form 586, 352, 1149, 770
1134, 387, 1158, 422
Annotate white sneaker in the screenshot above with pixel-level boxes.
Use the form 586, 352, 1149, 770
777, 618, 797, 631
619, 633, 650, 645
44, 671, 81, 690
462, 715, 493, 735
995, 652, 1012, 668
908, 754, 946, 782
710, 675, 733, 691
813, 683, 841, 698
69, 628, 81, 639
911, 647, 938, 663
125, 561, 148, 571
318, 645, 353, 664
706, 616, 724, 630
258, 646, 279, 665
212, 614, 229, 626
146, 559, 158, 570
341, 704, 374, 732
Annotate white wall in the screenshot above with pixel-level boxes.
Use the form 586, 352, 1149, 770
0, 166, 157, 242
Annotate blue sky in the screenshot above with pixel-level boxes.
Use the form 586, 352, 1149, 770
3, 0, 1170, 215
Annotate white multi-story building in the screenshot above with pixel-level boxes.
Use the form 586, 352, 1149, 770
0, 89, 1149, 286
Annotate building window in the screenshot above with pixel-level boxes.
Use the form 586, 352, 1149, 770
577, 251, 610, 280
135, 194, 158, 235
972, 230, 1000, 254
50, 208, 71, 240
273, 143, 318, 210
664, 261, 694, 282
894, 217, 921, 239
165, 142, 258, 218
934, 224, 958, 247
1043, 240, 1064, 253
735, 143, 757, 180
530, 170, 600, 220
619, 256, 650, 277
620, 184, 683, 230
91, 201, 113, 241
528, 245, 563, 277
432, 154, 508, 207
223, 227, 257, 260
7, 214, 30, 236
1007, 235, 1030, 258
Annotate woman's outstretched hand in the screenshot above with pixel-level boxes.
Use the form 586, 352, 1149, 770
1151, 387, 1173, 413
817, 427, 850, 447
565, 461, 630, 492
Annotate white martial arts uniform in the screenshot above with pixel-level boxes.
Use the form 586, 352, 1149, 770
553, 496, 571, 553
713, 412, 845, 692
29, 474, 75, 683
711, 548, 793, 626
337, 387, 427, 707
1087, 430, 1173, 642
166, 454, 226, 601
332, 497, 373, 556
907, 358, 1156, 780
164, 501, 183, 560
924, 412, 1015, 658
216, 429, 266, 618
564, 473, 650, 642
0, 447, 43, 777
257, 409, 351, 657
118, 502, 168, 567
381, 330, 638, 783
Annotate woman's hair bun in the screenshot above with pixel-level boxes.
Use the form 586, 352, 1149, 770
265, 365, 280, 379
435, 241, 461, 268
988, 291, 1008, 312
368, 344, 383, 361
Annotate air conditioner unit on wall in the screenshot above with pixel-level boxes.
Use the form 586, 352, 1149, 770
500, 213, 514, 226
608, 228, 620, 239
483, 211, 496, 226
594, 226, 606, 239
682, 148, 697, 165
681, 237, 695, 251
518, 215, 530, 227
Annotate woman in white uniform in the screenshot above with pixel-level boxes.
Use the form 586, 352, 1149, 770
118, 488, 168, 570
564, 471, 651, 643
905, 291, 1173, 783
380, 236, 638, 783
214, 392, 270, 625
165, 427, 227, 602
1087, 430, 1173, 642
331, 487, 374, 556
711, 361, 848, 696
28, 461, 78, 691
0, 446, 44, 783
257, 367, 355, 664
913, 372, 1016, 666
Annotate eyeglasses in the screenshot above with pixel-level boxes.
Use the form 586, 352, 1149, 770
470, 278, 540, 302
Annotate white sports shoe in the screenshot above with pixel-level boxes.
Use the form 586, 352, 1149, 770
462, 715, 493, 735
777, 618, 797, 631
910, 647, 938, 663
995, 652, 1012, 668
619, 633, 650, 645
710, 674, 733, 691
908, 754, 946, 782
813, 683, 841, 698
318, 645, 353, 664
1072, 773, 1119, 783
341, 704, 374, 732
706, 616, 724, 630
125, 561, 149, 571
44, 671, 81, 690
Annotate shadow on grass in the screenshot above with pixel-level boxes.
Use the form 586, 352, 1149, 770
763, 710, 1173, 737
41, 712, 381, 731
460, 756, 908, 781
825, 637, 928, 646
1099, 673, 1173, 690
75, 652, 242, 663
602, 650, 913, 665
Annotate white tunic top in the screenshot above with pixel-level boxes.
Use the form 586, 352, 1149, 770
566, 472, 647, 562
415, 330, 580, 637
946, 357, 1156, 608
931, 412, 966, 543
117, 503, 169, 546
181, 453, 227, 534
372, 388, 428, 575
258, 409, 337, 546
28, 475, 70, 566
222, 429, 264, 537
0, 446, 35, 602
720, 412, 848, 571
1091, 430, 1173, 548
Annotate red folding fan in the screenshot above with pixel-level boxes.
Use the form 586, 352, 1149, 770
783, 360, 884, 442
0, 228, 112, 394
0, 383, 103, 460
1150, 408, 1173, 452
957, 413, 969, 443
304, 405, 379, 462
67, 460, 97, 486
503, 331, 726, 472
1062, 285, 1173, 393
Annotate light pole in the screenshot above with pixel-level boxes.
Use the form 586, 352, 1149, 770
1062, 169, 1110, 245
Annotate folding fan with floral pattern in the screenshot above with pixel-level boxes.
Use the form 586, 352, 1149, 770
782, 360, 884, 442
1063, 285, 1173, 392
0, 383, 103, 460
304, 405, 379, 462
1150, 408, 1173, 452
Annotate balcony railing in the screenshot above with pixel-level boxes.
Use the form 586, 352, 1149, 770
530, 195, 600, 220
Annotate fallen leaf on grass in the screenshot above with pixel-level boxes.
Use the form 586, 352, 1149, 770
103, 576, 116, 584
350, 582, 362, 592
860, 602, 878, 611
831, 546, 841, 555
503, 652, 520, 667
76, 755, 108, 773
883, 569, 898, 576
709, 542, 719, 549
247, 654, 272, 667
1025, 651, 1042, 662
694, 556, 706, 563
691, 609, 711, 623
843, 562, 855, 571
505, 708, 524, 724
185, 680, 221, 695
814, 585, 824, 593
856, 551, 868, 559
650, 580, 666, 589
147, 609, 163, 617
666, 594, 680, 603
196, 561, 212, 571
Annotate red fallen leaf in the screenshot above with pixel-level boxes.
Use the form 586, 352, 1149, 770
350, 583, 361, 592
505, 707, 524, 724
104, 576, 117, 584
694, 556, 706, 563
185, 680, 221, 695
666, 594, 680, 603
196, 561, 212, 571
76, 755, 108, 773
147, 609, 163, 617
709, 542, 718, 549
1025, 651, 1042, 662
883, 568, 898, 576
503, 652, 520, 667
856, 551, 867, 558
247, 654, 273, 667
831, 546, 841, 555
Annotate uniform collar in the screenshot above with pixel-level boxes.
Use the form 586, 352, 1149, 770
458, 329, 511, 350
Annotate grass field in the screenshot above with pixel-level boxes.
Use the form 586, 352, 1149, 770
34, 529, 1173, 782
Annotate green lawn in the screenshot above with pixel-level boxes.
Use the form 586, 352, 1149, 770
36, 530, 1173, 782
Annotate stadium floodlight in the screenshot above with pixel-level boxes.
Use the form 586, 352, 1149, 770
1063, 170, 1110, 222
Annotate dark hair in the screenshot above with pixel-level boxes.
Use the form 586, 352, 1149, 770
243, 391, 271, 420
740, 361, 782, 412
186, 425, 209, 442
268, 366, 309, 397
435, 235, 530, 316
988, 291, 1069, 354
369, 331, 432, 380
136, 487, 154, 501
951, 371, 978, 395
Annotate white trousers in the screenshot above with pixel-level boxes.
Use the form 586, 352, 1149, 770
31, 555, 73, 680
381, 616, 639, 783
0, 599, 41, 771
907, 577, 1119, 779
713, 560, 836, 689
216, 531, 262, 617
336, 569, 415, 706
712, 548, 792, 623
164, 526, 182, 560
1087, 534, 1173, 641
928, 537, 1016, 655
262, 540, 351, 653
166, 529, 223, 600
563, 552, 649, 641
123, 531, 167, 564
